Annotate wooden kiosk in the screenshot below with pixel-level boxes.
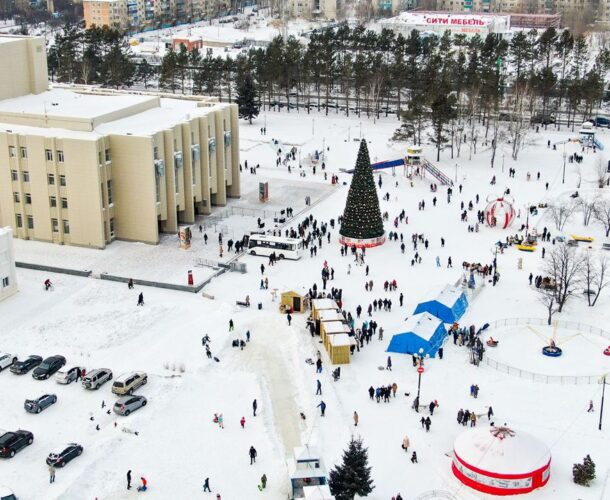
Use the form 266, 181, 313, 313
280, 290, 307, 313
328, 334, 351, 365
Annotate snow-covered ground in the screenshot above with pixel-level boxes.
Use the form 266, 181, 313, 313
2, 109, 610, 500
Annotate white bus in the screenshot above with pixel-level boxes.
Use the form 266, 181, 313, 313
247, 234, 303, 260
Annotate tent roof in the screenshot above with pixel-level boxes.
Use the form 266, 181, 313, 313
294, 446, 321, 462
311, 298, 338, 310
303, 485, 335, 499
322, 322, 351, 334
401, 312, 444, 341
281, 290, 302, 297
434, 285, 465, 308
329, 334, 351, 346
454, 427, 551, 475
319, 310, 344, 322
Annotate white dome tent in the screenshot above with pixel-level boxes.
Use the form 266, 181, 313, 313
452, 426, 551, 496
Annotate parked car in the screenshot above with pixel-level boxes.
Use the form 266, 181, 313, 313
32, 356, 66, 380
10, 355, 42, 375
46, 443, 83, 467
55, 367, 82, 385
112, 372, 147, 395
113, 395, 147, 416
24, 394, 57, 414
0, 486, 17, 500
0, 353, 18, 372
0, 430, 34, 458
82, 368, 112, 390
530, 112, 555, 125
594, 116, 610, 128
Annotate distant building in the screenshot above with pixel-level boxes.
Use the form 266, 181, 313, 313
380, 11, 511, 37
0, 227, 18, 302
286, 0, 337, 20
0, 35, 240, 249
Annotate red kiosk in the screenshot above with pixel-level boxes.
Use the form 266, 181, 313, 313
452, 426, 551, 496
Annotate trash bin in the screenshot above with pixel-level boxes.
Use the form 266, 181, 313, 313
258, 303, 262, 310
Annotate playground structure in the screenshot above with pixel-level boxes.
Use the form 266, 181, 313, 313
343, 145, 454, 186
552, 122, 605, 151
484, 195, 516, 229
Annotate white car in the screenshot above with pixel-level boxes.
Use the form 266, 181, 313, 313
0, 353, 18, 372
55, 367, 82, 385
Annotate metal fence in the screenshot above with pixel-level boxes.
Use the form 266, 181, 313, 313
483, 318, 609, 385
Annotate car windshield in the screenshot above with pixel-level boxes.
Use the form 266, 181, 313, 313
0, 433, 13, 445
39, 362, 51, 369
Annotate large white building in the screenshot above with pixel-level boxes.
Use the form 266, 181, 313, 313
0, 227, 18, 301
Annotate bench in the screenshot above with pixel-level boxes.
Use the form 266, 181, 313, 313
602, 243, 610, 251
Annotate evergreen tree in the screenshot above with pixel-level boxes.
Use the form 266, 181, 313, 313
236, 74, 259, 124
329, 437, 374, 500
573, 454, 596, 486
339, 140, 384, 242
159, 48, 179, 93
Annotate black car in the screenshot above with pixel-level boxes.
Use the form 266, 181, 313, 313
10, 355, 43, 375
0, 430, 34, 458
32, 356, 66, 380
46, 443, 83, 467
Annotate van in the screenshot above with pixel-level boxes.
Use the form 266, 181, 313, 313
82, 368, 113, 390
112, 372, 147, 395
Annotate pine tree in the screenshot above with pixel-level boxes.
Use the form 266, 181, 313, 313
236, 74, 259, 124
339, 140, 385, 243
329, 437, 374, 500
573, 454, 596, 486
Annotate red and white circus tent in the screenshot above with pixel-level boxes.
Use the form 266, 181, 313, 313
452, 426, 551, 496
485, 196, 516, 229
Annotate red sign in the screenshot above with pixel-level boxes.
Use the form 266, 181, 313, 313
417, 366, 424, 374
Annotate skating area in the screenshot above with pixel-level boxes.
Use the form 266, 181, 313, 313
1, 110, 610, 500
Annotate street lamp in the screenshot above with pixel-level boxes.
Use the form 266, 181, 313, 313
454, 163, 458, 184
415, 348, 425, 411
600, 375, 609, 431
562, 142, 567, 184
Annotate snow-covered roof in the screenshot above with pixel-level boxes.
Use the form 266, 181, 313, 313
311, 298, 338, 311
303, 485, 335, 499
435, 285, 464, 308
318, 310, 343, 322
329, 334, 351, 347
453, 427, 551, 475
401, 312, 443, 341
0, 89, 154, 120
294, 446, 321, 462
322, 322, 351, 334
0, 122, 101, 140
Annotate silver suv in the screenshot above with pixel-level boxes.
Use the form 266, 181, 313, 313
82, 368, 113, 390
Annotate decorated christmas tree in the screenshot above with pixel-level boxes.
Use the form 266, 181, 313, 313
339, 140, 385, 246
329, 437, 375, 500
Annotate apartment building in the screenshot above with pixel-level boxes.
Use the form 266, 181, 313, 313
83, 0, 128, 29
0, 35, 240, 249
0, 227, 18, 302
286, 0, 337, 19
84, 0, 202, 29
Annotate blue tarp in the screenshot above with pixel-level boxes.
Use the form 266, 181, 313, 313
414, 285, 469, 324
387, 312, 447, 357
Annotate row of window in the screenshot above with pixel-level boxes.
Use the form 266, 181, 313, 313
1, 276, 9, 288
9, 147, 64, 162
15, 214, 70, 234
14, 192, 69, 208
11, 170, 66, 186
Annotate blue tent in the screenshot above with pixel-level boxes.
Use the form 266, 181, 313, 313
387, 312, 447, 357
413, 285, 468, 324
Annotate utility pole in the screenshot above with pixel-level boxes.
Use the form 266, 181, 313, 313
562, 141, 566, 184
600, 375, 608, 431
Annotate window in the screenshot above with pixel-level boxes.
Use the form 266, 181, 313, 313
49, 196, 57, 207
105, 148, 111, 162
45, 149, 53, 161
60, 175, 66, 187
13, 192, 20, 203
2, 277, 9, 288
61, 197, 68, 209
48, 174, 55, 185
57, 150, 64, 162
27, 215, 34, 229
98, 151, 102, 165
107, 180, 113, 205
155, 176, 160, 202
20, 147, 27, 158
15, 214, 22, 228
11, 170, 18, 181
51, 218, 59, 232
62, 220, 70, 234
153, 146, 159, 160
22, 171, 30, 182
25, 193, 31, 204
109, 218, 115, 236
8, 146, 15, 157
174, 166, 179, 192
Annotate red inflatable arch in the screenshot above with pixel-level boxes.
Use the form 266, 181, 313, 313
485, 195, 516, 229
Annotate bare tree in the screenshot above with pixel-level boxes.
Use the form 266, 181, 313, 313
549, 201, 576, 231
507, 83, 530, 160
537, 284, 559, 325
594, 199, 610, 237
489, 114, 506, 169
582, 252, 610, 306
578, 196, 598, 226
595, 157, 609, 188
542, 244, 584, 313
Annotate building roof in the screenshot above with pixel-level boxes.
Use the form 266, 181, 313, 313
311, 298, 338, 310
322, 322, 351, 334
329, 334, 351, 347
453, 427, 551, 475
434, 285, 465, 308
303, 485, 335, 499
0, 88, 154, 121
401, 312, 443, 342
318, 310, 344, 322
294, 446, 321, 462
0, 122, 101, 140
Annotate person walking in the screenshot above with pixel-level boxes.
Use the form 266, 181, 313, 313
249, 446, 257, 465
240, 416, 246, 428
317, 400, 327, 417
137, 292, 144, 306
203, 477, 211, 492
587, 400, 594, 412
229, 319, 234, 331
487, 406, 494, 420
402, 435, 410, 452
48, 464, 56, 484
353, 411, 359, 426
411, 451, 418, 463
316, 380, 322, 395
127, 470, 132, 490
128, 278, 134, 289
260, 474, 267, 490
386, 356, 392, 371
424, 416, 431, 432
287, 313, 292, 326
252, 399, 258, 417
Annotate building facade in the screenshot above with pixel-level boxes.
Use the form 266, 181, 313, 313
0, 35, 240, 249
0, 227, 18, 302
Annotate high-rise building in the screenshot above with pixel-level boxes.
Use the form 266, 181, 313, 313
0, 226, 18, 302
0, 35, 240, 249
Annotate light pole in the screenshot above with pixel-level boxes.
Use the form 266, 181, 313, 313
562, 141, 566, 184
415, 348, 425, 409
455, 163, 458, 183
600, 375, 609, 431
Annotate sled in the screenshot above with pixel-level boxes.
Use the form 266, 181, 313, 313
571, 235, 594, 242
486, 339, 499, 347
517, 244, 536, 252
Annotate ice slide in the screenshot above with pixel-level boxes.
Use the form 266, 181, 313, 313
593, 138, 605, 151
344, 157, 454, 186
